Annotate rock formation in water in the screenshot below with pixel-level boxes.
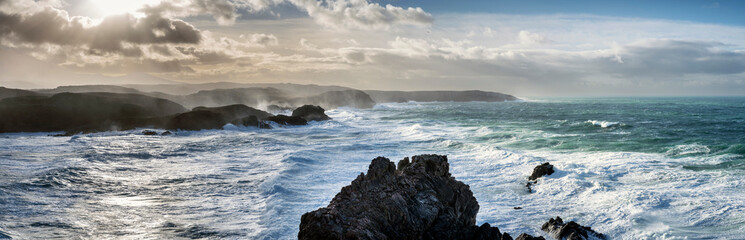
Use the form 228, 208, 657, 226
526, 162, 555, 193
529, 163, 555, 181
292, 105, 331, 121
541, 217, 605, 240
166, 105, 274, 130
299, 155, 540, 240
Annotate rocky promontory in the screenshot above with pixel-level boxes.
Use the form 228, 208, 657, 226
299, 155, 604, 240
0, 91, 332, 134
299, 155, 534, 240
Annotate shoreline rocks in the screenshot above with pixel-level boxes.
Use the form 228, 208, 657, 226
529, 162, 555, 181
541, 217, 605, 240
292, 105, 331, 121
526, 162, 555, 193
298, 155, 537, 240
0, 91, 330, 134
300, 156, 604, 240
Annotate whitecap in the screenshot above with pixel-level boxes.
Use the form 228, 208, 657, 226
666, 143, 711, 157
586, 120, 622, 128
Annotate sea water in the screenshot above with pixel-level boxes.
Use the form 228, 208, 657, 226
1, 97, 744, 239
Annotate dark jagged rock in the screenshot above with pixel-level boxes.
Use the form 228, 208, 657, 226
299, 155, 532, 240
529, 162, 555, 181
541, 217, 605, 240
161, 131, 173, 136
230, 115, 272, 129
515, 233, 546, 240
292, 105, 331, 121
142, 130, 158, 135
266, 115, 307, 126
165, 110, 226, 131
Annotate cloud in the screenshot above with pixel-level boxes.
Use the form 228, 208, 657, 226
602, 39, 745, 77
0, 6, 202, 53
140, 0, 238, 25
518, 30, 548, 45
288, 0, 433, 30
243, 33, 279, 46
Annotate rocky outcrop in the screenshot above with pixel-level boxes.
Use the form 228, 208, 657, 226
164, 104, 273, 130
529, 163, 555, 181
541, 217, 605, 240
0, 92, 186, 133
292, 105, 331, 121
265, 115, 307, 125
299, 155, 534, 240
526, 162, 555, 193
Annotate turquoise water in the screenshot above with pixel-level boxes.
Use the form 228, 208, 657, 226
379, 97, 745, 169
1, 97, 744, 239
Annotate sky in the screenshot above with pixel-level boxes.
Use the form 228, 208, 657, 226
1, 0, 745, 96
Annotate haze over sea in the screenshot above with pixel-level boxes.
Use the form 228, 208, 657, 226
1, 97, 744, 239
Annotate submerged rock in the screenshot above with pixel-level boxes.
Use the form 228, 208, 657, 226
291, 105, 331, 121
161, 131, 172, 136
529, 162, 555, 181
265, 115, 307, 125
299, 155, 531, 240
541, 217, 605, 240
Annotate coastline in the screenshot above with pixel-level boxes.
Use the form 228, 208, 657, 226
1, 99, 744, 239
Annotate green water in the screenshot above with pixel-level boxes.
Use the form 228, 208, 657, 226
377, 97, 745, 170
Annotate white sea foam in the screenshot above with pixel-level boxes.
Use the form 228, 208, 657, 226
586, 120, 622, 128
1, 103, 743, 239
665, 143, 711, 157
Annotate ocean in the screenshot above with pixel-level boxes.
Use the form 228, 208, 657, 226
1, 97, 744, 239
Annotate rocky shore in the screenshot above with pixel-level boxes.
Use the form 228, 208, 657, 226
0, 91, 332, 134
299, 155, 604, 240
